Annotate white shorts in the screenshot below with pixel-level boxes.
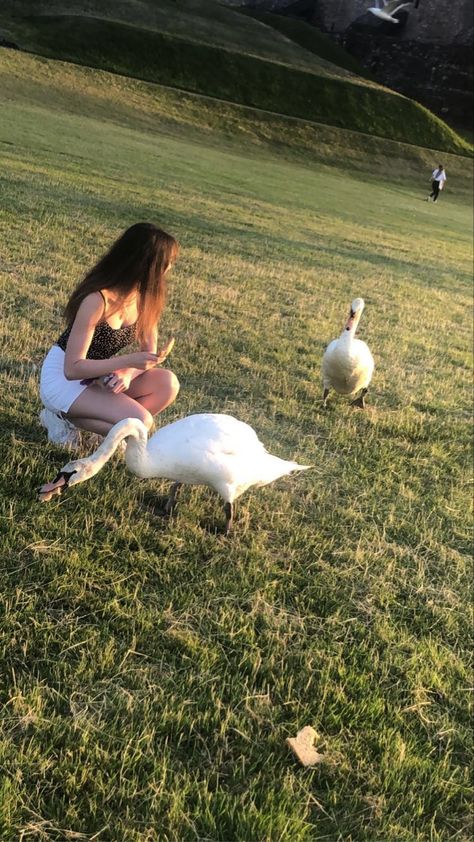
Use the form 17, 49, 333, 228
39, 345, 143, 415
39, 345, 89, 414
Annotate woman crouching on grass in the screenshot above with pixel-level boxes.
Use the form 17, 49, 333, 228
39, 222, 180, 448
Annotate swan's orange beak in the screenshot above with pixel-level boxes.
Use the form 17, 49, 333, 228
37, 470, 77, 502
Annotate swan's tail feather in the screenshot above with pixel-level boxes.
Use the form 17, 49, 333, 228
288, 462, 312, 473
257, 456, 312, 488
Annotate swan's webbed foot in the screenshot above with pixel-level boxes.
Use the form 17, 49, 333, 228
224, 502, 234, 536
322, 388, 330, 408
37, 470, 77, 502
351, 388, 368, 409
164, 482, 182, 517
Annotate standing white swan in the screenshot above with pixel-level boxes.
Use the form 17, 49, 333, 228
38, 414, 310, 533
322, 298, 374, 408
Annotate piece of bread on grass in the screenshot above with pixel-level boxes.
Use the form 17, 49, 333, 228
286, 726, 324, 767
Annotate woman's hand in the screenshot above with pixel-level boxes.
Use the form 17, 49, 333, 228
102, 369, 134, 393
126, 339, 175, 370
125, 351, 161, 370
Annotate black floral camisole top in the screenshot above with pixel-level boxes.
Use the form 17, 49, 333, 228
56, 292, 136, 360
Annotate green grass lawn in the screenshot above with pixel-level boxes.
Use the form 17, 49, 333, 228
0, 53, 473, 842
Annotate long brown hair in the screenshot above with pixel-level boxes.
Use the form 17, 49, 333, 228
64, 223, 179, 342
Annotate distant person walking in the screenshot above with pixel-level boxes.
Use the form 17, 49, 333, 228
427, 164, 446, 202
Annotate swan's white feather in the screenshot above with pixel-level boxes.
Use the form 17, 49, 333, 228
128, 414, 305, 502
322, 298, 374, 397
63, 414, 310, 506
322, 337, 374, 395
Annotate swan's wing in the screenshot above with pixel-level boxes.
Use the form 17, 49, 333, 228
225, 452, 311, 502
384, 0, 411, 12
351, 340, 375, 384
353, 339, 374, 364
192, 416, 308, 498
148, 414, 307, 500
148, 414, 265, 485
322, 338, 346, 385
322, 339, 339, 368
155, 414, 262, 455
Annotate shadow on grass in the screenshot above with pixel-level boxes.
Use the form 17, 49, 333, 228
140, 489, 230, 536
2, 412, 45, 446
140, 489, 171, 518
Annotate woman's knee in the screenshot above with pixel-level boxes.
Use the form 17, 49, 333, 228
135, 405, 154, 429
165, 370, 180, 400
151, 368, 179, 400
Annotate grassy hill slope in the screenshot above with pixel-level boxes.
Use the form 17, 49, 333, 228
1, 50, 472, 189
0, 0, 386, 80
240, 6, 373, 78
0, 0, 470, 154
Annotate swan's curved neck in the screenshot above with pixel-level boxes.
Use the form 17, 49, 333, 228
341, 324, 356, 341
123, 424, 150, 476
342, 313, 361, 340
81, 418, 148, 481
100, 418, 143, 455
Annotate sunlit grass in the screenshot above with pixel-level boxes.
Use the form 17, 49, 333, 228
0, 55, 472, 842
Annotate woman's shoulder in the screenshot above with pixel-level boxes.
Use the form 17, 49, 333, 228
76, 290, 106, 323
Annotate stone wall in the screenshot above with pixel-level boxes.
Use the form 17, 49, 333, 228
315, 0, 473, 46
338, 3, 473, 128
232, 0, 473, 128
236, 0, 473, 45
343, 32, 473, 127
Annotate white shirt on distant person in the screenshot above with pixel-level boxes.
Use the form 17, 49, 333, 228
432, 168, 446, 188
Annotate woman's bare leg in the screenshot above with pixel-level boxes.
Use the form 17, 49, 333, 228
64, 369, 179, 435
126, 369, 180, 414
67, 417, 113, 437
65, 384, 154, 435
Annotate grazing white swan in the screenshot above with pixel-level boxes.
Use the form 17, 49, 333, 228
322, 297, 374, 408
38, 414, 310, 533
368, 0, 416, 23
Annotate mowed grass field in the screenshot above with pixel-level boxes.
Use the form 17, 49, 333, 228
0, 53, 473, 842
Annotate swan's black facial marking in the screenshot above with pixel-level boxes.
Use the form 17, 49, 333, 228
52, 469, 77, 487
346, 308, 356, 329
37, 470, 75, 493
37, 469, 78, 502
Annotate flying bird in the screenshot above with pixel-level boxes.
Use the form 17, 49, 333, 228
368, 0, 418, 24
